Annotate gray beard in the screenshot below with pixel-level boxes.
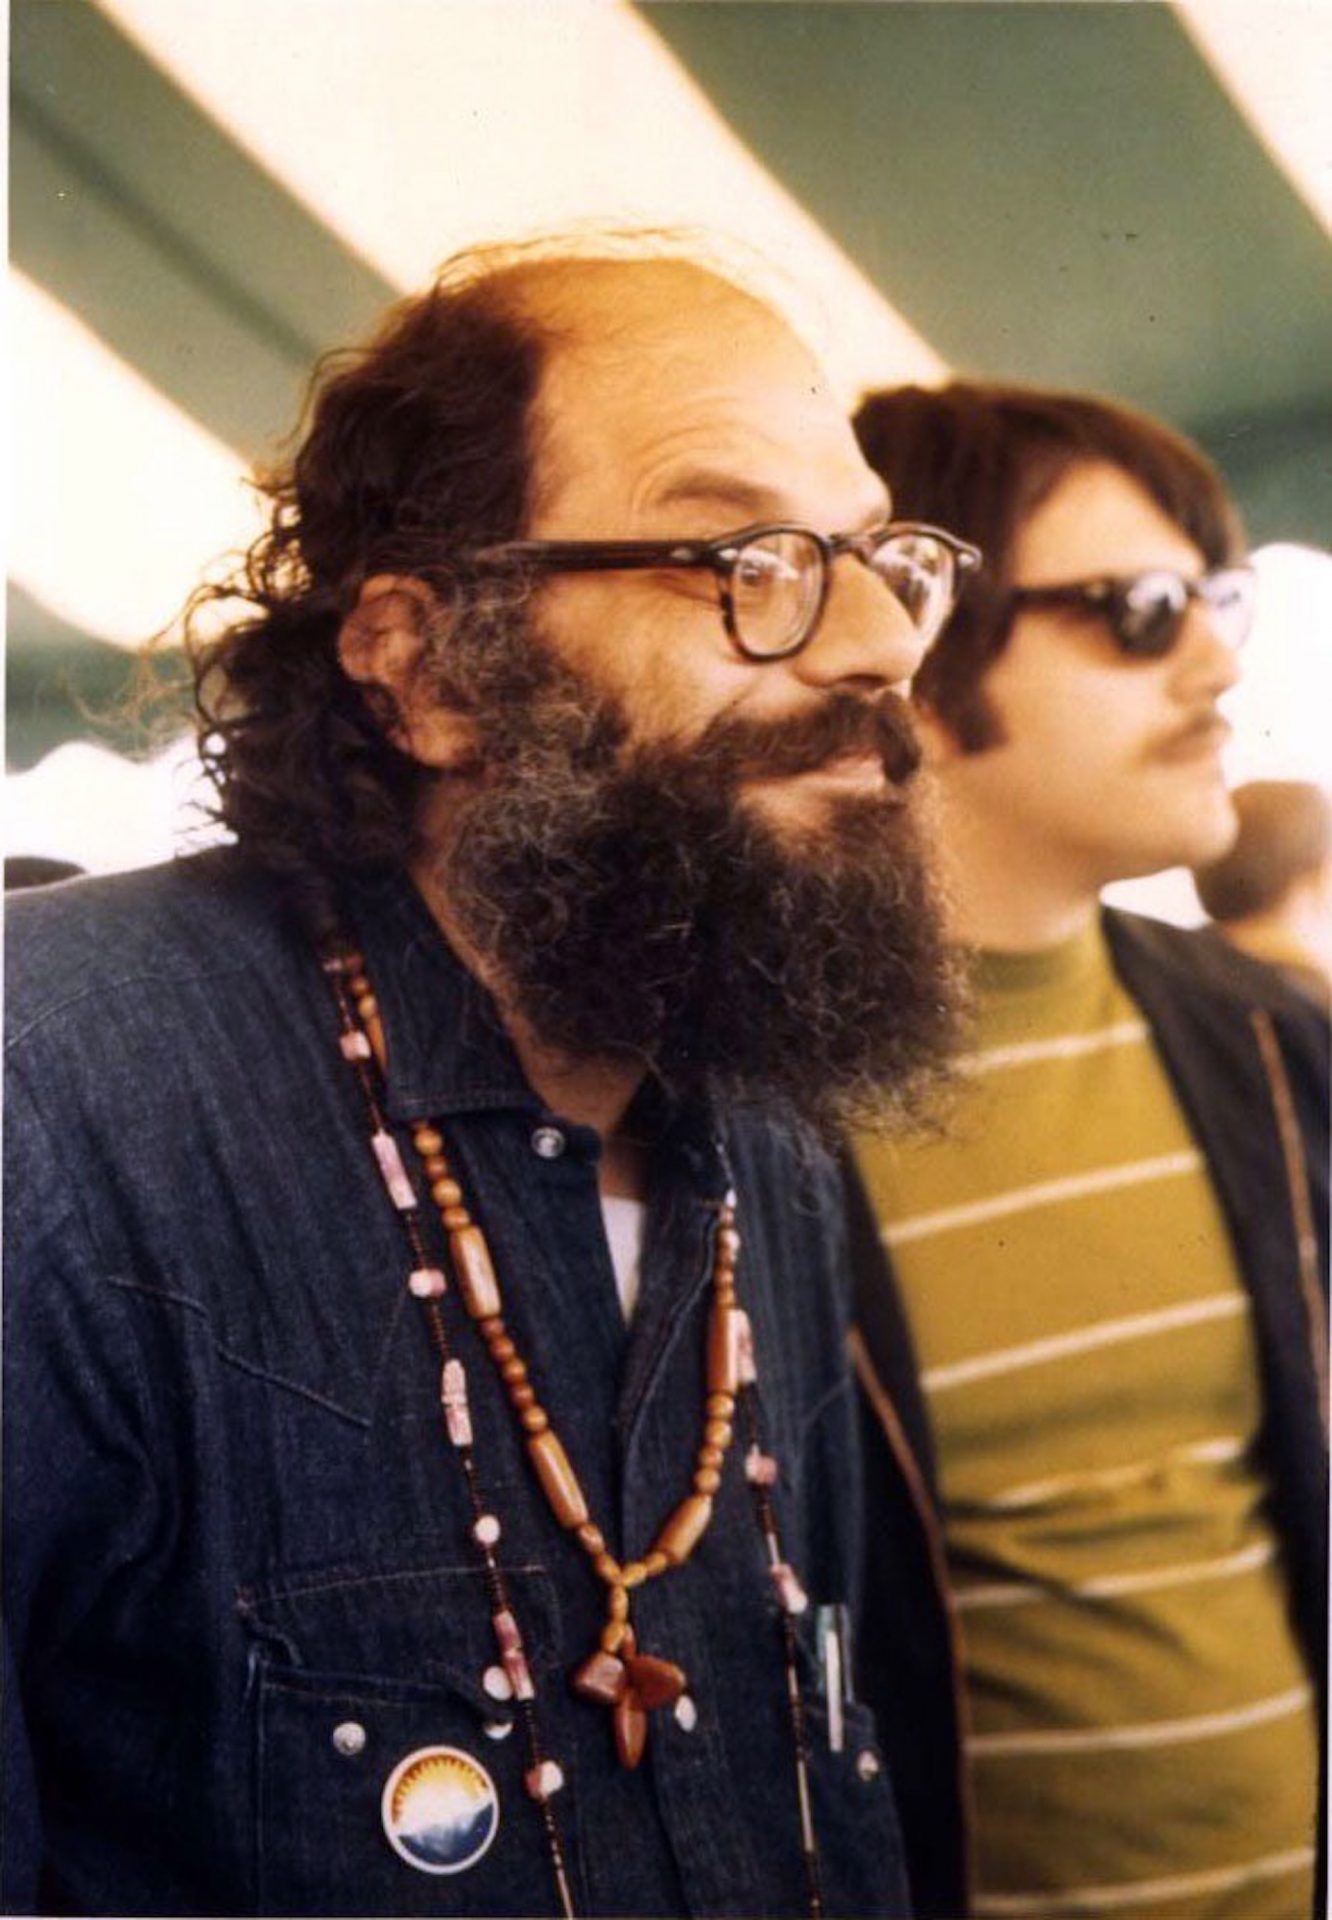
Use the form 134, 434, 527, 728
427, 623, 962, 1141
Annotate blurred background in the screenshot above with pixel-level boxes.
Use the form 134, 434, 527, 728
8, 0, 1332, 919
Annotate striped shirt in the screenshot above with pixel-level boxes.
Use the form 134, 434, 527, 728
856, 923, 1317, 1918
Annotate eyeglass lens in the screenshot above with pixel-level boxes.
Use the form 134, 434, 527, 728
866, 530, 956, 647
1116, 569, 1253, 657
729, 530, 826, 658
728, 527, 958, 657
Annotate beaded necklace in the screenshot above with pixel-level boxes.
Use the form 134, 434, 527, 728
321, 934, 825, 1917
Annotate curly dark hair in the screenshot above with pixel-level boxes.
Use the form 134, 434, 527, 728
187, 252, 554, 885
1194, 781, 1332, 922
853, 381, 1244, 751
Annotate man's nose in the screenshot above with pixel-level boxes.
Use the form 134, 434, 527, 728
791, 556, 929, 694
1171, 600, 1244, 701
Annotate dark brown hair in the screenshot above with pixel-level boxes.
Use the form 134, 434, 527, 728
1194, 780, 1332, 921
853, 381, 1244, 750
186, 254, 550, 884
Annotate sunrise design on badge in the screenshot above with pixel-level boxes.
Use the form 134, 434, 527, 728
381, 1745, 500, 1874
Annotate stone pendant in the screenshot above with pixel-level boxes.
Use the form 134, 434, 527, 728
572, 1644, 687, 1770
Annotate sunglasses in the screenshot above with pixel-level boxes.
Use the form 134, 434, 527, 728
1004, 565, 1255, 658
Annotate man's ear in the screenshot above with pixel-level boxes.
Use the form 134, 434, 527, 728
337, 574, 476, 770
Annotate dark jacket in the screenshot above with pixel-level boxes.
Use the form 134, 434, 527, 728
851, 908, 1330, 1920
3, 853, 913, 1918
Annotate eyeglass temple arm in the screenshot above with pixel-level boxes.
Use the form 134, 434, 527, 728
470, 537, 718, 572
1006, 581, 1114, 611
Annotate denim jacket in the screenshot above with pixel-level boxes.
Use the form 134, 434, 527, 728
3, 852, 912, 1918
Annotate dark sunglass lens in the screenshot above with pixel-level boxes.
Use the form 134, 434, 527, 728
1115, 573, 1188, 656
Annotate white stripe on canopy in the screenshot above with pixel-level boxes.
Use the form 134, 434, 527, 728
10, 269, 262, 651
94, 0, 946, 403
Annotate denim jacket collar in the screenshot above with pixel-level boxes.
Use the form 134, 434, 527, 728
346, 867, 728, 1196
347, 866, 541, 1122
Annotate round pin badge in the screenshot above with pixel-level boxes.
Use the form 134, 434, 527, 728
381, 1745, 500, 1875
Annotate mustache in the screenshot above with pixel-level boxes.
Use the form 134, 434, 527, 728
689, 692, 923, 786
1150, 707, 1231, 757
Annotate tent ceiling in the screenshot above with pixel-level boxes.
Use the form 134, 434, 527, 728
8, 0, 1331, 773
643, 2, 1332, 527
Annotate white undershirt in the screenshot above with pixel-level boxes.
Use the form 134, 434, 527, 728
600, 1194, 647, 1322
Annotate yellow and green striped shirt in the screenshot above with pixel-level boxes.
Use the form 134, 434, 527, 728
856, 922, 1316, 1919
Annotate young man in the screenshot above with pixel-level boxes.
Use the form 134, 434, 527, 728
851, 383, 1328, 1920
3, 248, 979, 1916
1195, 780, 1332, 1008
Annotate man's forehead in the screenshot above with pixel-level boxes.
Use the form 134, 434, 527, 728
515, 257, 877, 531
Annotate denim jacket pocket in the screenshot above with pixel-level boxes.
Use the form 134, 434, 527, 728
786, 1614, 908, 1917
798, 1693, 908, 1918
240, 1561, 571, 1917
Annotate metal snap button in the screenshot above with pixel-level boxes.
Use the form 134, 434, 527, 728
332, 1720, 367, 1756
855, 1747, 881, 1782
531, 1125, 566, 1160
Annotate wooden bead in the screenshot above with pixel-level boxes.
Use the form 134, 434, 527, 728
621, 1561, 647, 1589
572, 1650, 626, 1706
500, 1357, 527, 1383
644, 1549, 670, 1577
414, 1125, 444, 1154
703, 1419, 732, 1450
656, 1493, 713, 1566
442, 1206, 470, 1230
451, 1226, 501, 1318
707, 1303, 739, 1396
363, 1009, 387, 1071
349, 973, 370, 997
706, 1393, 735, 1419
718, 1227, 741, 1262
358, 994, 379, 1020
625, 1654, 686, 1710
693, 1466, 721, 1495
609, 1585, 629, 1622
489, 1335, 516, 1363
601, 1619, 627, 1655
699, 1445, 723, 1469
578, 1523, 606, 1556
429, 1175, 462, 1209
421, 1156, 450, 1182
594, 1552, 622, 1583
510, 1383, 536, 1410
613, 1693, 648, 1770
520, 1405, 549, 1434
526, 1428, 588, 1527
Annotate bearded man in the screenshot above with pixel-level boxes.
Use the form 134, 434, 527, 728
3, 248, 979, 1917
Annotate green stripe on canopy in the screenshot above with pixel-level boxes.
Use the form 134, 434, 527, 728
5, 586, 186, 774
10, 0, 397, 462
640, 1, 1332, 543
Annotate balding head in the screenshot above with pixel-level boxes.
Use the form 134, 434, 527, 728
478, 255, 835, 532
192, 238, 891, 880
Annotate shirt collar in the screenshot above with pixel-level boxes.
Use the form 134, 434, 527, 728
346, 865, 539, 1122
342, 866, 731, 1195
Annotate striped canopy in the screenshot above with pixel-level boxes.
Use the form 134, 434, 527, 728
8, 1, 1331, 849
